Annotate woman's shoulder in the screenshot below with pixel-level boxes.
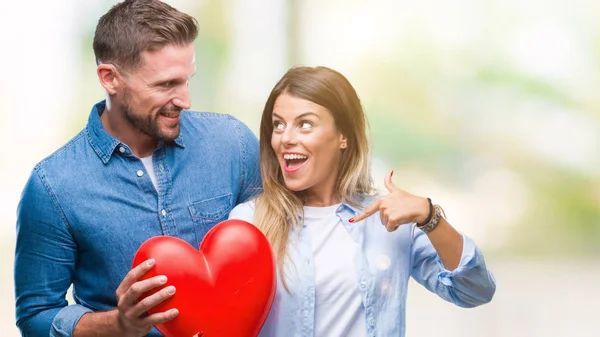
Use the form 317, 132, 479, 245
348, 194, 383, 210
229, 199, 257, 223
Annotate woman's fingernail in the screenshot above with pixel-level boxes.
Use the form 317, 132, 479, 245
349, 218, 355, 223
391, 170, 394, 177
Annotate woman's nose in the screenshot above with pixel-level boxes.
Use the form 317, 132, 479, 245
280, 127, 297, 146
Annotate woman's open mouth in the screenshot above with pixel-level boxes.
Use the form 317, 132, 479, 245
283, 153, 308, 173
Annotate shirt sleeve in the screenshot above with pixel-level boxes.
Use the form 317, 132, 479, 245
233, 117, 263, 204
50, 305, 94, 337
410, 228, 496, 308
15, 167, 91, 336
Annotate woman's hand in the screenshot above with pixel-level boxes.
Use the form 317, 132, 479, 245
349, 170, 430, 232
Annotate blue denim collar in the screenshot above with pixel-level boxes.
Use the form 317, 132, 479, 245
86, 100, 184, 164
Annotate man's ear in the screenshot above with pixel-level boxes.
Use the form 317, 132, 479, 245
97, 63, 122, 95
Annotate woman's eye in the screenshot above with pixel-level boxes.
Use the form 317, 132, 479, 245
300, 121, 312, 129
273, 121, 285, 130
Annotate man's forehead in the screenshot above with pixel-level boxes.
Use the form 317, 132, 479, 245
139, 45, 195, 65
136, 48, 196, 76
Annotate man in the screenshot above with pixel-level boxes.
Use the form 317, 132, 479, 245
14, 1, 261, 336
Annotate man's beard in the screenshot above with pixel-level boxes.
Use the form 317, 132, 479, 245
121, 90, 182, 142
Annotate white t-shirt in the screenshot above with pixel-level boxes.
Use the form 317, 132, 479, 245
303, 204, 367, 337
140, 155, 159, 192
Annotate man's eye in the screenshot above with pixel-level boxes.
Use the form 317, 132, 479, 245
162, 81, 174, 88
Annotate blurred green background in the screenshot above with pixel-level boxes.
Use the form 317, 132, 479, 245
1, 0, 598, 336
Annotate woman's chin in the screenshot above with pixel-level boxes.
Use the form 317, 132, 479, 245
283, 180, 305, 192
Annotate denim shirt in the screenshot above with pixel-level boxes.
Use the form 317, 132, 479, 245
229, 198, 496, 337
15, 101, 262, 337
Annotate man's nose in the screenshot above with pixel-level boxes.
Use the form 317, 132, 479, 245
172, 82, 191, 110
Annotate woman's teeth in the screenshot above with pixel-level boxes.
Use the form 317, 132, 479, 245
283, 154, 307, 160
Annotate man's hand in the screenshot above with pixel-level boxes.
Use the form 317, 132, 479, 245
350, 170, 430, 232
115, 258, 179, 336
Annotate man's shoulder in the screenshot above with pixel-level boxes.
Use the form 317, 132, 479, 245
181, 110, 240, 126
35, 129, 89, 173
22, 129, 89, 196
180, 110, 256, 143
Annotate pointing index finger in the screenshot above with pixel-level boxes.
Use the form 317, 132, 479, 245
349, 199, 380, 223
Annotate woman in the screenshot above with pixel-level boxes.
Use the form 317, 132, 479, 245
229, 66, 495, 337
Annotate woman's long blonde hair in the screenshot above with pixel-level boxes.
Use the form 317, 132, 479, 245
255, 66, 377, 288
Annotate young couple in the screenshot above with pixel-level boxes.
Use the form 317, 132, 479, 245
15, 1, 495, 336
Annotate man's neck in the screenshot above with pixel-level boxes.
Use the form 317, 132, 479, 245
100, 108, 157, 158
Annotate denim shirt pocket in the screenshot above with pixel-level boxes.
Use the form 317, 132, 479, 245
188, 193, 233, 245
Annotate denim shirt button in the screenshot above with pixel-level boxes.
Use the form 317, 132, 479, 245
161, 209, 167, 216
136, 170, 144, 177
118, 146, 125, 153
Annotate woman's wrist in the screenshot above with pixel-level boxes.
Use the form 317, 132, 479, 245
418, 204, 444, 233
415, 197, 432, 225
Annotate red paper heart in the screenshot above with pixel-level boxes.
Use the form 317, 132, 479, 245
132, 219, 276, 337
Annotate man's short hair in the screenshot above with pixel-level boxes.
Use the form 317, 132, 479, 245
93, 0, 198, 71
